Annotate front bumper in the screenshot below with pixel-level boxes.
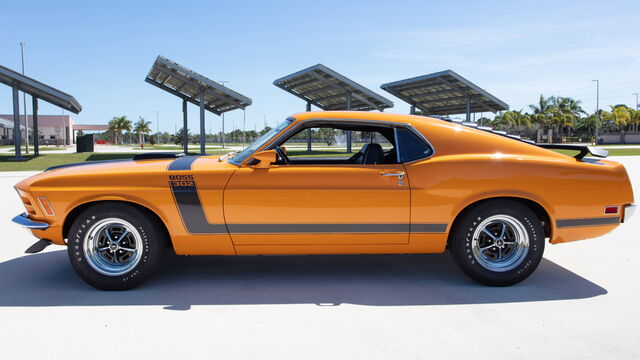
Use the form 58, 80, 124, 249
12, 213, 50, 230
624, 204, 636, 223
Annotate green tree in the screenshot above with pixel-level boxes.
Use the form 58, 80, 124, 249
259, 126, 272, 136
174, 127, 191, 146
133, 116, 152, 145
601, 105, 630, 131
552, 96, 584, 137
628, 108, 640, 132
108, 116, 132, 144
493, 110, 532, 131
529, 95, 553, 130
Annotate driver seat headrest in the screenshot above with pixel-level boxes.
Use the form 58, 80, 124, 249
357, 143, 384, 165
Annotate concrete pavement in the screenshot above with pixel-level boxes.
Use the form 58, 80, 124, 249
0, 158, 639, 359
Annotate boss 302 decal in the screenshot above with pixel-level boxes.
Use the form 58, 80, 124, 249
169, 174, 227, 234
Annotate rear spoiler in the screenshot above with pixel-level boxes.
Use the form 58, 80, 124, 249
537, 144, 608, 160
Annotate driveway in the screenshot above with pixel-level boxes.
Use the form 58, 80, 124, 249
1, 158, 638, 359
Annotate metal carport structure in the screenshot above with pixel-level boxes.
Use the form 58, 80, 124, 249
273, 64, 393, 152
145, 56, 252, 155
380, 70, 508, 121
0, 64, 82, 159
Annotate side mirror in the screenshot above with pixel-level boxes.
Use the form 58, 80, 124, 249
252, 150, 276, 169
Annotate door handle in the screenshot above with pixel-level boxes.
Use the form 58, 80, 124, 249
380, 172, 405, 185
380, 172, 404, 178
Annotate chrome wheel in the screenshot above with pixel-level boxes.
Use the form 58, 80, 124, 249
471, 215, 529, 272
83, 218, 143, 276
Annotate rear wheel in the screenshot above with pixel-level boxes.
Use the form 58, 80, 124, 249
450, 200, 545, 286
67, 203, 164, 290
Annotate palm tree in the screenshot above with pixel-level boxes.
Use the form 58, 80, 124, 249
529, 95, 553, 128
133, 117, 152, 145
493, 110, 532, 132
601, 105, 630, 131
108, 116, 132, 144
107, 117, 118, 144
627, 108, 640, 133
577, 114, 598, 134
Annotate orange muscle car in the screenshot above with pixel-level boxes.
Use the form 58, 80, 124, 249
12, 111, 636, 290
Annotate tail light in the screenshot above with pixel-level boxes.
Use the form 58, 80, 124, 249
604, 206, 619, 215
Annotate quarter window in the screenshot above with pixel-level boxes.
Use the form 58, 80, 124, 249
396, 128, 433, 162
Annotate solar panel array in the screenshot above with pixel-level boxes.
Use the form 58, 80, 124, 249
381, 70, 508, 116
145, 56, 251, 115
0, 64, 82, 113
273, 64, 393, 112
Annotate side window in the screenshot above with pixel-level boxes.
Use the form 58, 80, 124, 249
281, 127, 393, 160
396, 128, 433, 162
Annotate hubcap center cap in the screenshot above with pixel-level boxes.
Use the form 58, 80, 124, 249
109, 243, 118, 251
495, 239, 505, 247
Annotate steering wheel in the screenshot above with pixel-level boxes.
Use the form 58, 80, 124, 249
275, 146, 292, 165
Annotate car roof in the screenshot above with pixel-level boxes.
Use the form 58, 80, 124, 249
288, 111, 568, 161
291, 111, 442, 127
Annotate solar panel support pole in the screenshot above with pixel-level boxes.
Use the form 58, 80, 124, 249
32, 96, 39, 156
199, 88, 205, 155
466, 96, 471, 122
346, 92, 352, 153
222, 112, 225, 149
410, 104, 416, 115
306, 102, 312, 151
12, 84, 22, 159
182, 98, 188, 154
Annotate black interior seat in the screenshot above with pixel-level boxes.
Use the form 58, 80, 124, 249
354, 143, 384, 164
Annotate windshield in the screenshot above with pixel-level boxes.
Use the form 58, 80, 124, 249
229, 118, 294, 164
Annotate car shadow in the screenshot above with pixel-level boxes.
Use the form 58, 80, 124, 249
0, 250, 607, 310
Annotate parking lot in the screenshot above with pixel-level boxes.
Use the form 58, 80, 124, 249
1, 158, 639, 359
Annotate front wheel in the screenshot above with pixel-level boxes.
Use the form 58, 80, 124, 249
67, 203, 164, 290
450, 200, 545, 286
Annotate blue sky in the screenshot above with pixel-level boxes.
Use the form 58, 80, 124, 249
1, 0, 639, 133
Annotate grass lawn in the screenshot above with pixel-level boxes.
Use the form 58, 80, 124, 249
36, 147, 68, 151
0, 153, 140, 171
287, 150, 353, 158
132, 143, 254, 150
602, 148, 640, 156
1, 146, 67, 151
0, 151, 222, 171
552, 148, 640, 157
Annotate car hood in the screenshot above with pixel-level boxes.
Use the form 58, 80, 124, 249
14, 155, 226, 191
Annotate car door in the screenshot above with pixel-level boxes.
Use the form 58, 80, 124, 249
223, 162, 410, 246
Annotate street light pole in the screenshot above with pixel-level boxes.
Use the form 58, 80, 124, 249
218, 81, 229, 148
592, 79, 599, 145
155, 111, 160, 144
633, 93, 639, 110
242, 109, 246, 149
20, 42, 29, 153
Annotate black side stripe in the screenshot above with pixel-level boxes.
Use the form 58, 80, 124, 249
556, 217, 620, 228
170, 181, 228, 234
226, 223, 447, 234
411, 223, 448, 233
227, 223, 408, 234
168, 156, 199, 171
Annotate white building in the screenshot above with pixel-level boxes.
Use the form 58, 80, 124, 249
0, 114, 75, 145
